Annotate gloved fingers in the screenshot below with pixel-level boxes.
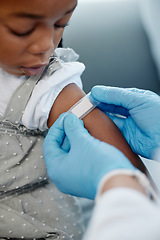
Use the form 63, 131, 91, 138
127, 87, 158, 97
61, 135, 70, 152
43, 134, 66, 163
98, 102, 129, 117
63, 113, 89, 143
91, 86, 153, 111
43, 133, 67, 182
43, 113, 67, 158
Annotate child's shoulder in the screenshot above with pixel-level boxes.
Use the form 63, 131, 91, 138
22, 48, 85, 131
40, 47, 85, 81
52, 47, 80, 63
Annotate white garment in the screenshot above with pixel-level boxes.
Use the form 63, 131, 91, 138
0, 48, 85, 131
83, 148, 160, 240
140, 0, 160, 81
83, 188, 160, 240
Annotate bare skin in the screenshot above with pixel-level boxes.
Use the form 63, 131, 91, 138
101, 174, 147, 196
0, 0, 147, 173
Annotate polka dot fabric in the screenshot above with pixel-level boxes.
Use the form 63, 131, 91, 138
0, 59, 85, 239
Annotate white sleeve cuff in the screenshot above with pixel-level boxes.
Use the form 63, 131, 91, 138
96, 169, 160, 203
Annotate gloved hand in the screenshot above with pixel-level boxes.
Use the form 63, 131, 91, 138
91, 86, 160, 159
43, 113, 135, 200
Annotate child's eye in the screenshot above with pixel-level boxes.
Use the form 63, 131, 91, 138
10, 28, 34, 37
54, 22, 69, 29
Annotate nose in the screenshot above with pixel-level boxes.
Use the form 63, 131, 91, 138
28, 26, 55, 56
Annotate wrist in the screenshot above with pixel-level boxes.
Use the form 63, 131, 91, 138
101, 174, 147, 196
96, 169, 154, 202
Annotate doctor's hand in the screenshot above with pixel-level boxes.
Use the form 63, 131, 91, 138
91, 86, 160, 159
43, 113, 135, 200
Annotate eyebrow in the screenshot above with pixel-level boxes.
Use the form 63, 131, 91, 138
11, 4, 77, 19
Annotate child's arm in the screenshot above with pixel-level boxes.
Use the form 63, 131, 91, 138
47, 83, 146, 173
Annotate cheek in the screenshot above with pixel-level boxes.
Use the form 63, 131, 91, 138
0, 35, 27, 65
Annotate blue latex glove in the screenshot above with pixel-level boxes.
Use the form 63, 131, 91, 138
43, 113, 135, 200
91, 86, 160, 159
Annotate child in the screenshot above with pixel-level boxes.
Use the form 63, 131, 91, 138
0, 0, 146, 239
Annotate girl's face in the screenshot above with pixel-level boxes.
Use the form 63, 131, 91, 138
0, 0, 77, 76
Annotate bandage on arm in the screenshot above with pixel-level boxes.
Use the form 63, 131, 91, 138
47, 83, 147, 174
67, 92, 100, 119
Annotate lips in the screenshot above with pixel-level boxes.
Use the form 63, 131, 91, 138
21, 64, 48, 76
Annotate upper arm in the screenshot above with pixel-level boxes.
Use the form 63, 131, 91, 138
47, 83, 147, 173
47, 83, 85, 127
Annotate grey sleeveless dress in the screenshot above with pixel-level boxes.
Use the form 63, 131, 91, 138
0, 58, 84, 239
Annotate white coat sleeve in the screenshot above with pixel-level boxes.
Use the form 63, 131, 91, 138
83, 187, 160, 240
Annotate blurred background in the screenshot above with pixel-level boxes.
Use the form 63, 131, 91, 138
63, 0, 160, 94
